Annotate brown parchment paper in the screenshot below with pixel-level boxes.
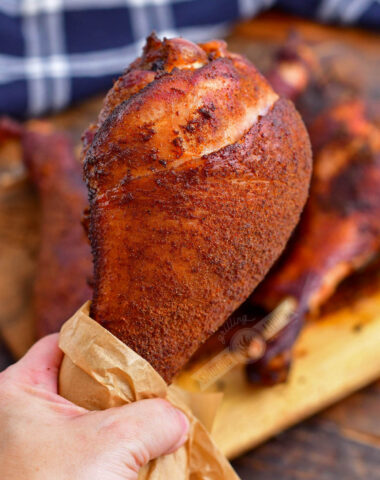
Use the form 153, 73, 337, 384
58, 302, 240, 480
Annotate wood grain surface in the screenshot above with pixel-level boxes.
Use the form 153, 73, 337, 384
233, 381, 380, 480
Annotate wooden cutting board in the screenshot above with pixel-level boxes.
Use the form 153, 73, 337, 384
181, 288, 380, 458
0, 13, 379, 460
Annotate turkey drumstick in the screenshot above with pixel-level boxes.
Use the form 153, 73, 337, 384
83, 34, 312, 383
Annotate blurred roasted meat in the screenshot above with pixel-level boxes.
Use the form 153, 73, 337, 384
266, 32, 321, 103
22, 123, 92, 337
247, 100, 380, 383
255, 100, 380, 312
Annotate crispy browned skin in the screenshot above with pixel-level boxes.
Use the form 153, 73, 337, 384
23, 123, 92, 337
83, 34, 312, 383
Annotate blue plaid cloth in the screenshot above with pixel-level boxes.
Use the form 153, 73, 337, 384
0, 0, 379, 117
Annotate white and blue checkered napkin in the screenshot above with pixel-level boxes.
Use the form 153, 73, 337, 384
0, 0, 378, 117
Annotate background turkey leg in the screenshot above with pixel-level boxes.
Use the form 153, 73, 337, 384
22, 123, 92, 337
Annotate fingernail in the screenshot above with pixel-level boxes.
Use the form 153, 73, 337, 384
167, 408, 190, 454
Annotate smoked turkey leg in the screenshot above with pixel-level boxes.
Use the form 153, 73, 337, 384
83, 34, 312, 383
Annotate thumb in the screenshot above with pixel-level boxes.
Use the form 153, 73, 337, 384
8, 334, 62, 393
90, 398, 189, 474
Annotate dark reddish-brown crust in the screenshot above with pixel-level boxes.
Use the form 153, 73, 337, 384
84, 36, 312, 382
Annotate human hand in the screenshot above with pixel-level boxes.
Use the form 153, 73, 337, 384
0, 334, 189, 480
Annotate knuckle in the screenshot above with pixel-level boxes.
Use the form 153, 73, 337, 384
123, 439, 150, 473
99, 414, 130, 443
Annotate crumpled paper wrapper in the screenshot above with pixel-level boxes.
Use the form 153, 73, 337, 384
58, 302, 240, 480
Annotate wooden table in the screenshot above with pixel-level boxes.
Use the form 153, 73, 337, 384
232, 382, 380, 479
